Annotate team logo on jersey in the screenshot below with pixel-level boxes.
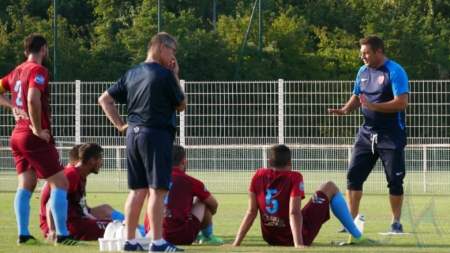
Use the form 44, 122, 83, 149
34, 75, 45, 84
378, 75, 384, 84
312, 193, 326, 204
134, 127, 139, 133
299, 182, 304, 191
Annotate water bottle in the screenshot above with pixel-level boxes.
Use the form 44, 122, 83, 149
354, 214, 365, 233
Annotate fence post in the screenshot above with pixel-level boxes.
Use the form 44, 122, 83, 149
262, 146, 267, 168
423, 146, 427, 193
278, 79, 284, 144
180, 80, 185, 146
116, 147, 121, 190
75, 80, 81, 144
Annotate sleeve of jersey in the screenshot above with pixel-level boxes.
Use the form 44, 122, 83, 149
107, 76, 127, 104
290, 173, 305, 199
66, 169, 80, 194
352, 67, 365, 95
29, 66, 48, 93
390, 65, 409, 96
0, 77, 11, 93
191, 177, 211, 201
249, 170, 260, 193
165, 72, 185, 107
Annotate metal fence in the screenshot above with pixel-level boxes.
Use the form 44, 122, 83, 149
0, 80, 449, 193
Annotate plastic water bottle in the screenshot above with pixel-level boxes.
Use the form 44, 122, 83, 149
354, 214, 365, 233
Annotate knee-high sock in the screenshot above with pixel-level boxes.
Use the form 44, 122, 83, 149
110, 210, 125, 220
49, 189, 69, 236
330, 192, 362, 238
14, 188, 32, 236
201, 223, 213, 238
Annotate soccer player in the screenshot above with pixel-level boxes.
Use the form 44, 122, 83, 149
98, 32, 186, 252
0, 33, 85, 245
143, 144, 223, 245
328, 35, 408, 233
39, 143, 128, 241
232, 144, 381, 248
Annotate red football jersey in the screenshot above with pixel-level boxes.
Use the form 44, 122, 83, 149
40, 166, 89, 229
250, 168, 305, 246
0, 61, 51, 132
144, 169, 211, 234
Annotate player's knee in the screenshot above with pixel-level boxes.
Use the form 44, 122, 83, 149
388, 183, 404, 196
347, 181, 363, 191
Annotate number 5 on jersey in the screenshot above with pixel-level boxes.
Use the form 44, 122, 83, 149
265, 189, 278, 214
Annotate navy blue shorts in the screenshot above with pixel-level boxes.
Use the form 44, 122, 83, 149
347, 131, 406, 195
126, 126, 174, 189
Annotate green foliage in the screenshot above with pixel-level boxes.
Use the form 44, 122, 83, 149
0, 0, 450, 81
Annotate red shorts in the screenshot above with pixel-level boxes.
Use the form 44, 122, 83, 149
163, 214, 201, 245
301, 191, 331, 245
42, 218, 113, 241
10, 132, 64, 179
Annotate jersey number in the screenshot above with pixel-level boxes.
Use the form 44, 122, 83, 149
265, 189, 278, 214
14, 80, 23, 106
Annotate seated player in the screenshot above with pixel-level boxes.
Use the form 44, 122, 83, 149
232, 144, 381, 248
40, 143, 128, 241
144, 144, 223, 245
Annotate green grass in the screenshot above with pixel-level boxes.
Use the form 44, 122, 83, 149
1, 190, 450, 252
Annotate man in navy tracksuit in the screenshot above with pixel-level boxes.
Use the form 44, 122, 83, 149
328, 35, 408, 234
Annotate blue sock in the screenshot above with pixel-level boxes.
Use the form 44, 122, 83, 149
14, 188, 32, 236
50, 189, 69, 236
110, 210, 125, 220
330, 192, 362, 238
201, 223, 213, 238
138, 225, 146, 237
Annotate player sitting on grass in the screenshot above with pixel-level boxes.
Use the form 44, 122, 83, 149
40, 143, 134, 241
232, 144, 381, 248
144, 144, 223, 245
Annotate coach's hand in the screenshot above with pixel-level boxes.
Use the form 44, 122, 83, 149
29, 125, 50, 143
327, 108, 348, 115
117, 123, 129, 133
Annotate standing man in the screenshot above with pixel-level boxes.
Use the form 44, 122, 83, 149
143, 145, 223, 245
232, 144, 380, 247
99, 32, 186, 252
0, 33, 86, 245
328, 35, 408, 233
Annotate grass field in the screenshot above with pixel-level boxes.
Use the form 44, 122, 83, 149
1, 190, 449, 252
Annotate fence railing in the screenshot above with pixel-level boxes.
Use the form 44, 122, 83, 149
0, 80, 449, 193
1, 145, 449, 193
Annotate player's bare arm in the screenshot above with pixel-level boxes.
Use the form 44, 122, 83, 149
232, 192, 258, 246
28, 87, 50, 142
98, 91, 128, 133
0, 81, 13, 110
328, 95, 361, 115
359, 93, 408, 113
202, 195, 219, 215
289, 196, 309, 249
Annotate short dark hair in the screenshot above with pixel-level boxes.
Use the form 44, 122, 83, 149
24, 33, 47, 55
147, 32, 178, 52
78, 143, 103, 165
68, 144, 82, 166
173, 144, 186, 166
270, 144, 291, 168
360, 35, 385, 55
